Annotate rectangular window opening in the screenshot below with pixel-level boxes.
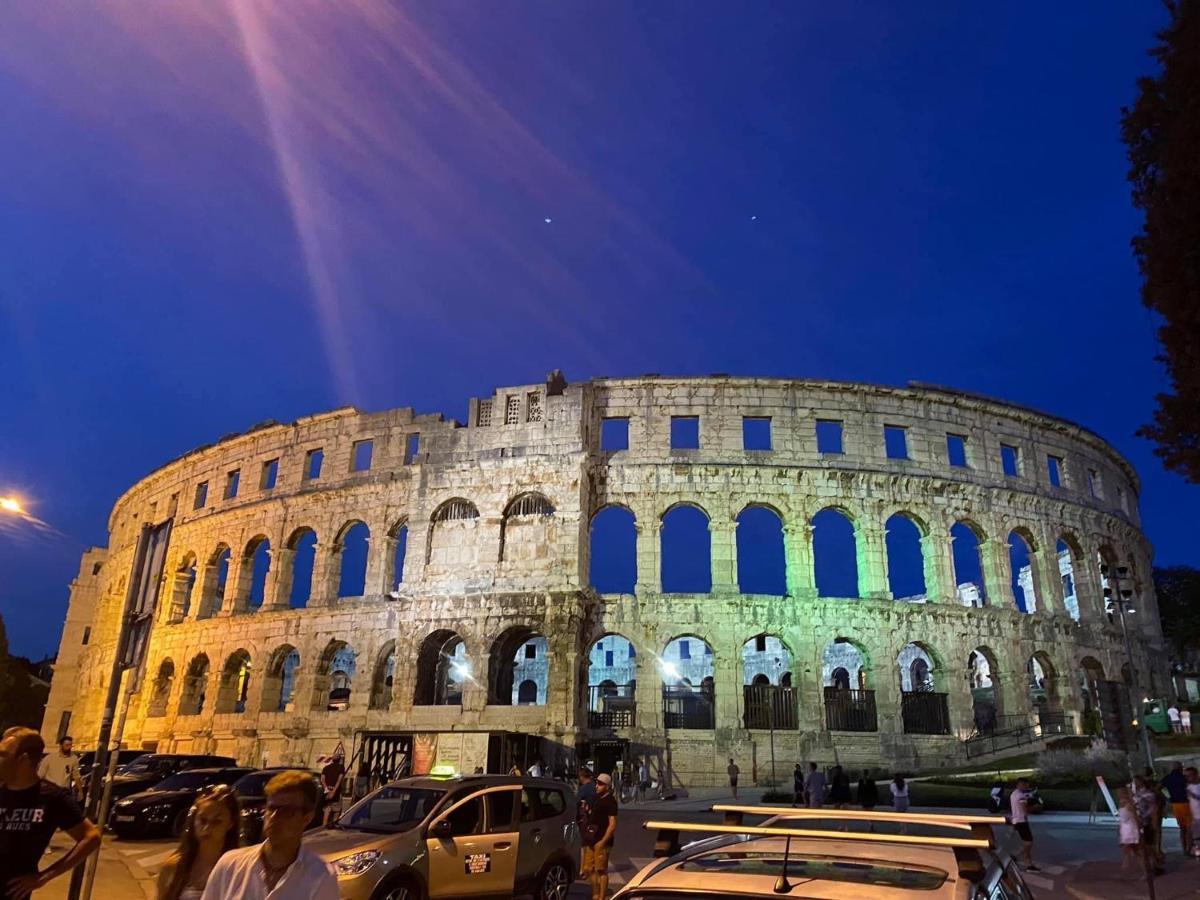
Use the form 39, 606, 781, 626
884, 424, 909, 460
947, 434, 968, 468
223, 469, 240, 500
754, 635, 766, 653
526, 391, 542, 423
605, 650, 614, 667
816, 419, 844, 455
504, 395, 520, 425
1087, 468, 1102, 498
601, 417, 630, 452
305, 448, 324, 481
679, 640, 691, 660
405, 433, 420, 465
743, 416, 772, 451
1047, 455, 1063, 488
352, 439, 374, 472
670, 416, 700, 450
193, 481, 209, 510
524, 643, 537, 659
477, 399, 493, 427
1000, 444, 1021, 477
81, 626, 91, 645
261, 459, 279, 490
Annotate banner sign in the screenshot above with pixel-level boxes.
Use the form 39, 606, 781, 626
121, 519, 173, 670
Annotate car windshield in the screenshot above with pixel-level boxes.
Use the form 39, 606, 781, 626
233, 771, 282, 797
120, 755, 167, 775
152, 771, 225, 791
675, 851, 948, 890
338, 786, 445, 833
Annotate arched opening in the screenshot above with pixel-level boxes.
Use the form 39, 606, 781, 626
1008, 530, 1038, 614
287, 528, 317, 609
885, 513, 926, 601
968, 648, 1002, 734
179, 654, 210, 716
311, 641, 356, 711
587, 634, 637, 727
336, 521, 370, 598
1028, 653, 1065, 732
261, 646, 300, 713
173, 556, 197, 621
741, 634, 796, 729
499, 492, 556, 563
1056, 538, 1081, 621
661, 636, 714, 729
389, 520, 408, 590
822, 639, 875, 731
488, 628, 549, 706
950, 521, 986, 607
812, 508, 858, 598
245, 536, 271, 610
516, 680, 538, 704
414, 631, 467, 706
1079, 656, 1106, 737
369, 641, 397, 710
201, 546, 231, 618
661, 505, 711, 593
589, 505, 637, 594
147, 659, 174, 717
427, 498, 480, 569
736, 506, 786, 596
897, 643, 949, 734
215, 649, 252, 713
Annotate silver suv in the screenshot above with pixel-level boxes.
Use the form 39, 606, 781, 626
304, 774, 579, 899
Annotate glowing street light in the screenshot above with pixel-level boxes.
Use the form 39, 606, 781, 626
0, 496, 24, 514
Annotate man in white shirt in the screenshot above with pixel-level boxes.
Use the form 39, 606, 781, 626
1168, 705, 1182, 733
1009, 778, 1039, 872
201, 770, 338, 900
36, 736, 81, 796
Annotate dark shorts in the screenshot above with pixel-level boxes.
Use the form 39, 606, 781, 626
730, 778, 738, 787
1015, 821, 1033, 842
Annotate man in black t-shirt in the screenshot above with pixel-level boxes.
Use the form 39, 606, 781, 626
0, 727, 100, 898
582, 773, 618, 900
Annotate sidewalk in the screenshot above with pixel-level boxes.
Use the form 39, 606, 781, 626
1062, 858, 1200, 900
41, 836, 156, 900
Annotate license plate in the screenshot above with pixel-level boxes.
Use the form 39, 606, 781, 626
114, 815, 134, 822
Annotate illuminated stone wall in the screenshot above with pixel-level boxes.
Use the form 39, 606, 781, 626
45, 374, 1165, 785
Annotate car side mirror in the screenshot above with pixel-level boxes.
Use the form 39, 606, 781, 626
431, 819, 454, 840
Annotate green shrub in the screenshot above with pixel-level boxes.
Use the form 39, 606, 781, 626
1034, 740, 1127, 785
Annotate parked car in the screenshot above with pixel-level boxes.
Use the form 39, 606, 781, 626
77, 749, 143, 782
234, 768, 326, 843
104, 754, 239, 809
110, 766, 253, 838
304, 773, 578, 899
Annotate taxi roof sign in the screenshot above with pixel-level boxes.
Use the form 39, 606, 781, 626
429, 764, 458, 780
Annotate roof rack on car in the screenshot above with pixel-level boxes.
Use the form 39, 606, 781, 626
642, 820, 992, 856
711, 804, 1006, 829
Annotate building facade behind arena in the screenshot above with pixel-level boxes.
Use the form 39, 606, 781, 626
44, 374, 1167, 785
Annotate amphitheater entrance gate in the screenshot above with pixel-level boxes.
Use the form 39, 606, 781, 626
355, 732, 413, 785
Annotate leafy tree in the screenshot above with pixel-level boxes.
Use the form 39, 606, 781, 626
1153, 566, 1200, 659
1121, 0, 1200, 482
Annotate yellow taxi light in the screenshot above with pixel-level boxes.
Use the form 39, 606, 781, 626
429, 764, 458, 780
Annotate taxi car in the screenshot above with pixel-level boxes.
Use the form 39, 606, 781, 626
614, 805, 1035, 899
304, 771, 579, 900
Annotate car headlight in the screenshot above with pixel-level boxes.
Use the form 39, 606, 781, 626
331, 849, 381, 877
115, 800, 132, 810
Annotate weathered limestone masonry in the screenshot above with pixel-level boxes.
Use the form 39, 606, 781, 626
44, 374, 1165, 787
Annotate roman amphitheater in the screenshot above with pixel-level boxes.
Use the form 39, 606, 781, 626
44, 373, 1167, 786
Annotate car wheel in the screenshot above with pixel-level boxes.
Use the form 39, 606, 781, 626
370, 876, 423, 900
536, 859, 572, 900
171, 809, 189, 838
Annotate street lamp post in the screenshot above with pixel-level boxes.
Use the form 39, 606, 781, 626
1104, 565, 1156, 767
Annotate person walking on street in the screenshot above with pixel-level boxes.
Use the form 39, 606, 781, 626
319, 754, 345, 826
577, 767, 597, 807
36, 736, 81, 799
156, 784, 241, 900
727, 758, 740, 800
0, 726, 101, 899
1162, 761, 1192, 855
803, 763, 826, 809
1133, 775, 1164, 874
200, 771, 339, 900
1182, 707, 1193, 735
890, 774, 910, 813
1167, 704, 1182, 734
636, 760, 649, 803
1116, 787, 1141, 876
857, 770, 878, 810
581, 773, 618, 900
1009, 777, 1039, 872
829, 766, 851, 809
793, 764, 805, 807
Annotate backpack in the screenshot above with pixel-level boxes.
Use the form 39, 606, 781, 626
577, 796, 600, 845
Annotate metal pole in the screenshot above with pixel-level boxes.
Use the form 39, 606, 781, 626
768, 690, 777, 787
67, 524, 151, 900
1112, 577, 1155, 767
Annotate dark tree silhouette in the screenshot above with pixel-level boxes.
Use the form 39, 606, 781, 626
1121, 0, 1200, 482
1154, 566, 1200, 660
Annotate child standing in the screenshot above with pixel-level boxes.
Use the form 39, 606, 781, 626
1116, 787, 1141, 875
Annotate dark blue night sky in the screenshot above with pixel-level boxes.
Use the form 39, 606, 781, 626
1, 2, 1197, 657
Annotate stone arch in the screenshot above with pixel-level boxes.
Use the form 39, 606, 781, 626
312, 640, 356, 711
950, 520, 987, 607
897, 641, 941, 692
661, 635, 715, 729
179, 654, 210, 716
499, 492, 556, 565
215, 648, 252, 714
1078, 655, 1106, 736
243, 535, 271, 611
335, 521, 370, 598
812, 507, 858, 598
586, 634, 637, 726
414, 630, 467, 706
426, 498, 480, 568
741, 633, 796, 730
171, 554, 197, 622
1055, 535, 1082, 621
516, 680, 538, 704
821, 638, 870, 689
885, 512, 926, 601
147, 658, 175, 717
1008, 528, 1039, 614
488, 626, 549, 706
369, 640, 397, 710
589, 505, 637, 594
967, 646, 1002, 733
200, 545, 231, 618
388, 518, 409, 590
897, 642, 950, 735
286, 527, 317, 609
260, 645, 300, 713
735, 505, 785, 596
660, 503, 711, 594
740, 633, 793, 686
1028, 651, 1063, 723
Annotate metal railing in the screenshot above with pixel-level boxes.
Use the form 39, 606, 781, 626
743, 684, 798, 730
823, 688, 877, 732
663, 687, 715, 730
965, 710, 1076, 758
900, 691, 951, 735
588, 684, 636, 728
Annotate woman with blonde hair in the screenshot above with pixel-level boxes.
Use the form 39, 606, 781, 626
155, 784, 241, 900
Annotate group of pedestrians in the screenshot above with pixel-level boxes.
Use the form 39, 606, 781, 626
1117, 762, 1200, 875
787, 762, 909, 811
